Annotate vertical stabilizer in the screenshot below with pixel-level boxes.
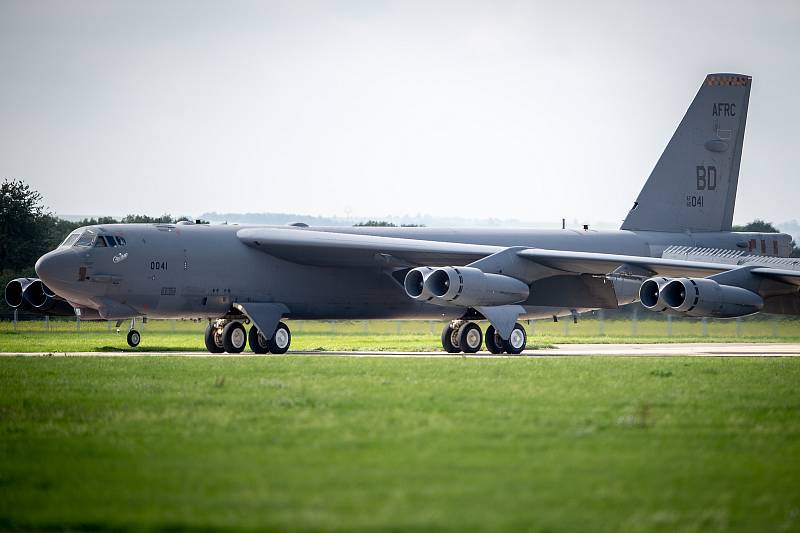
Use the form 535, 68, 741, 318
621, 73, 751, 232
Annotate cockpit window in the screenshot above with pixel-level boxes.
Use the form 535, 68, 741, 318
75, 230, 97, 247
59, 228, 125, 248
60, 231, 81, 247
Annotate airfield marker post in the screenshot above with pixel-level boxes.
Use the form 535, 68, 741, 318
701, 318, 708, 337
667, 314, 673, 337
13, 309, 17, 331
76, 316, 80, 332
597, 309, 605, 336
631, 307, 638, 337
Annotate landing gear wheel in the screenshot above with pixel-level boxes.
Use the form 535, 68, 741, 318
503, 323, 527, 355
484, 325, 504, 354
222, 321, 247, 353
458, 323, 483, 354
127, 329, 141, 348
266, 322, 291, 354
204, 323, 224, 353
441, 324, 461, 353
249, 325, 270, 354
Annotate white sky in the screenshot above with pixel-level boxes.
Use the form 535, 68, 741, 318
1, 0, 798, 226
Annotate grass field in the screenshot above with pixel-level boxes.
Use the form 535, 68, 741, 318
2, 316, 800, 353
0, 356, 798, 532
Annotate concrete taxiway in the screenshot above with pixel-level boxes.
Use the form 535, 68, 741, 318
1, 343, 799, 357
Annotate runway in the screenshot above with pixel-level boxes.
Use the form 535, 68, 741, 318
1, 343, 800, 357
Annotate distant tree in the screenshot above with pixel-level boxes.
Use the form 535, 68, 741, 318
121, 214, 176, 224
0, 179, 52, 274
732, 219, 780, 233
353, 220, 425, 227
354, 220, 396, 227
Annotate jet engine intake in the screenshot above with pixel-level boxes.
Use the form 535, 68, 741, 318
660, 277, 763, 318
4, 278, 75, 316
421, 266, 529, 307
639, 277, 673, 312
27, 280, 76, 316
403, 267, 435, 300
4, 278, 37, 309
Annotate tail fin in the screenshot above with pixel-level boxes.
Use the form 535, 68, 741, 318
621, 73, 751, 233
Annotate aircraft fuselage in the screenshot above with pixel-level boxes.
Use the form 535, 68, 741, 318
34, 223, 793, 322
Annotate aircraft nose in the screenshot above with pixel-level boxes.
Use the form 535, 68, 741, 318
35, 250, 78, 287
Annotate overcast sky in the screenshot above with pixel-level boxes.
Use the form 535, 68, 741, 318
1, 0, 798, 226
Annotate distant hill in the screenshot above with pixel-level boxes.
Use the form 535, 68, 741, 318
197, 211, 611, 229
57, 211, 800, 240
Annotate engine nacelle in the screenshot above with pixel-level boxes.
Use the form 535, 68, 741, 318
422, 266, 529, 307
4, 278, 37, 309
25, 280, 76, 316
660, 277, 763, 318
4, 278, 75, 316
639, 277, 673, 312
403, 267, 436, 300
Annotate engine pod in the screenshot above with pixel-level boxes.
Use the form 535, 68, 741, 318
424, 266, 529, 307
404, 267, 435, 300
662, 277, 763, 318
639, 276, 672, 312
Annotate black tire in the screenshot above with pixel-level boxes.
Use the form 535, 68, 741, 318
503, 323, 527, 355
222, 322, 247, 353
126, 329, 141, 348
204, 323, 224, 353
458, 322, 483, 354
441, 324, 461, 353
248, 325, 270, 354
484, 325, 505, 354
266, 322, 291, 354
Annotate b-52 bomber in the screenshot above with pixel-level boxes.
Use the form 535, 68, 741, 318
7, 73, 800, 354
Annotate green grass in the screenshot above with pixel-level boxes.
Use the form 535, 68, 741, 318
1, 317, 800, 353
0, 356, 799, 532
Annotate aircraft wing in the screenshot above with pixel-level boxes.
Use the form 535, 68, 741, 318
750, 267, 800, 286
238, 227, 800, 286
514, 249, 732, 278
236, 227, 503, 267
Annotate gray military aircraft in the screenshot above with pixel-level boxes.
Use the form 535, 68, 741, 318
7, 73, 800, 354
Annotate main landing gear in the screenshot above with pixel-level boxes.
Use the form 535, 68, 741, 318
205, 319, 291, 354
441, 320, 527, 355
